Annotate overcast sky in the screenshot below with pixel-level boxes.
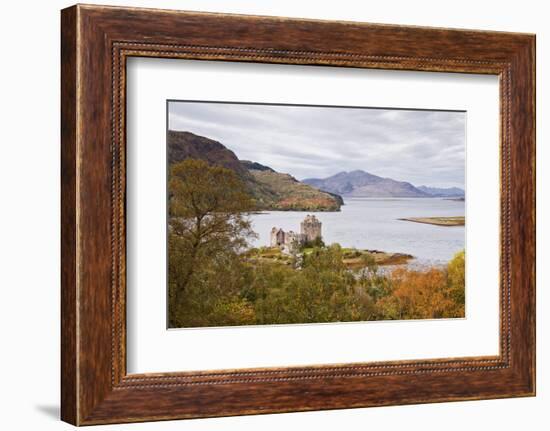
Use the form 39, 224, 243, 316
168, 101, 465, 188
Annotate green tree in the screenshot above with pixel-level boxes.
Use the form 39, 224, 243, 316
168, 159, 256, 327
251, 245, 360, 324
300, 236, 325, 250
354, 254, 393, 320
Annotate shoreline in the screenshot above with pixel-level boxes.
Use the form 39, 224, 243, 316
398, 216, 465, 227
248, 245, 414, 268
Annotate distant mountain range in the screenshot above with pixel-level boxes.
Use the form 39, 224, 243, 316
303, 171, 464, 198
416, 185, 465, 197
168, 131, 342, 211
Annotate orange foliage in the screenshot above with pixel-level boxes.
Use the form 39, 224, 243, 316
379, 267, 463, 320
275, 196, 336, 210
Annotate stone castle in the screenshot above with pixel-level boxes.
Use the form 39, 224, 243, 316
270, 215, 322, 251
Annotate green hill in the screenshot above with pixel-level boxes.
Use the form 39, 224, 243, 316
168, 130, 342, 212
248, 169, 341, 211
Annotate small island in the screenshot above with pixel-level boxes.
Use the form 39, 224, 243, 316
260, 215, 413, 269
248, 246, 413, 269
399, 216, 465, 226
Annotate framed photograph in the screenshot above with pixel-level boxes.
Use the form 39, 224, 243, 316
61, 4, 536, 425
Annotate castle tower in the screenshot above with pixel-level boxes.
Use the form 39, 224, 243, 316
271, 227, 287, 247
300, 215, 322, 242
270, 227, 278, 247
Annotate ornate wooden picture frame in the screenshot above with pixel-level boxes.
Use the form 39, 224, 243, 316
61, 4, 535, 425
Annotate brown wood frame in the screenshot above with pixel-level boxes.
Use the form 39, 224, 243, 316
61, 4, 536, 426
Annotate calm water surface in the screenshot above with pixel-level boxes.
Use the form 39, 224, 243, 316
248, 197, 465, 265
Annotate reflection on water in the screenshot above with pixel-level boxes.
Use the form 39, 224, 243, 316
248, 197, 465, 265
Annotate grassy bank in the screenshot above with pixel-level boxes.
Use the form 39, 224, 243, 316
246, 245, 413, 269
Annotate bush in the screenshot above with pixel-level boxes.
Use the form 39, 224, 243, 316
300, 236, 325, 250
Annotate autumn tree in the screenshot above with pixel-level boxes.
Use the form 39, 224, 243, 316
378, 251, 466, 320
380, 267, 452, 319
168, 159, 257, 327
446, 250, 466, 316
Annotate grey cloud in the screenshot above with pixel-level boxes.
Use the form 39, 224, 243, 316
168, 101, 465, 188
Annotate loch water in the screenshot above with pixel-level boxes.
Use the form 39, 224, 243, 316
248, 197, 465, 265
